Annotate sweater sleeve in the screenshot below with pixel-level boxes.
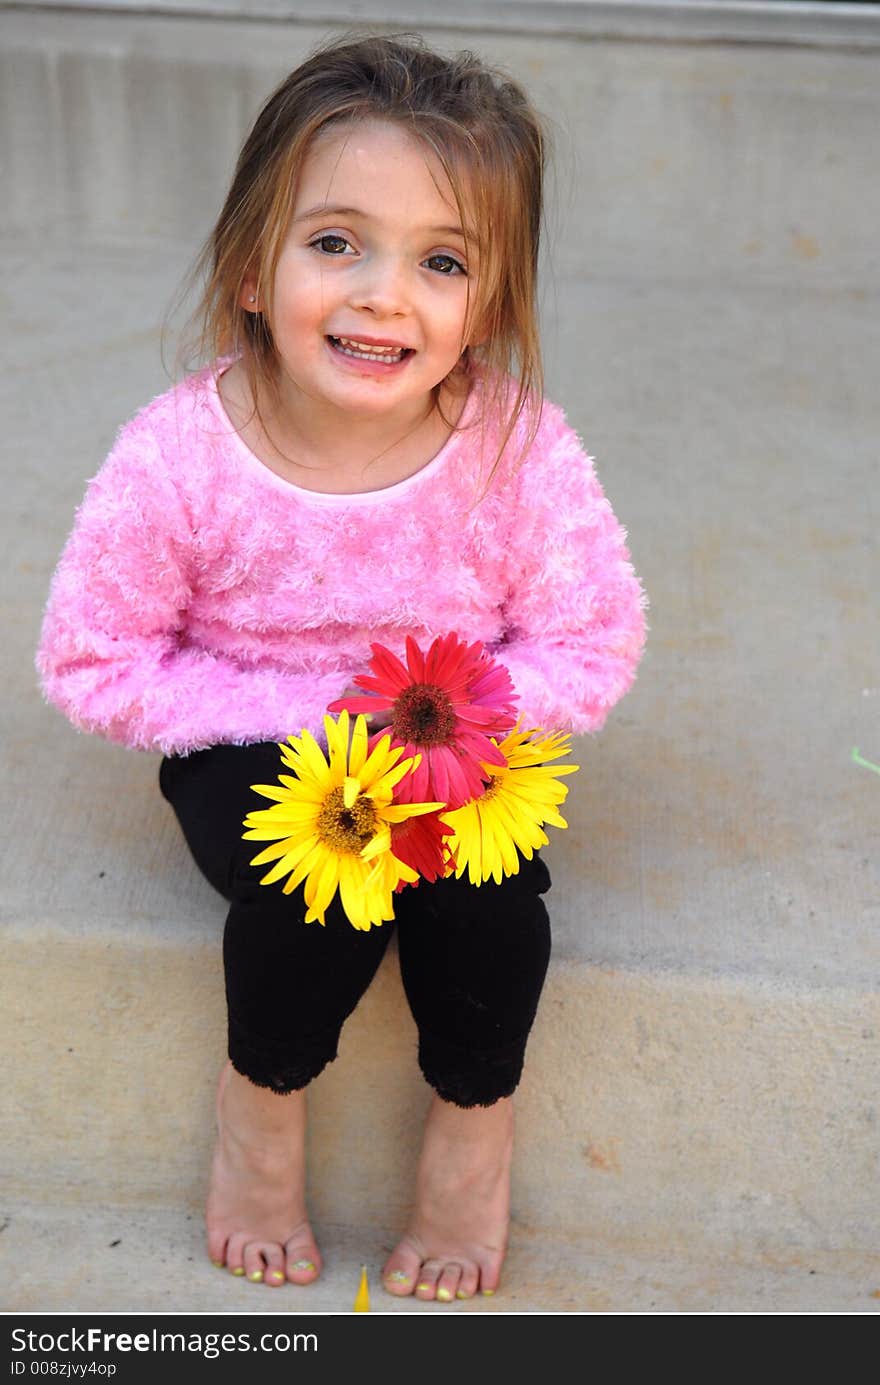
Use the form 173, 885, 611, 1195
36, 417, 346, 754
494, 409, 647, 734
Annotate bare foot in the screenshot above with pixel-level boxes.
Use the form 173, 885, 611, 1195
382, 1094, 513, 1302
206, 1061, 321, 1287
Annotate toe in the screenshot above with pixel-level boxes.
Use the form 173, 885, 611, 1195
262, 1245, 287, 1288
455, 1262, 480, 1300
414, 1259, 443, 1301
287, 1256, 319, 1285
243, 1243, 269, 1283
282, 1220, 321, 1284
382, 1242, 422, 1297
286, 1244, 320, 1285
435, 1263, 463, 1303
224, 1234, 246, 1277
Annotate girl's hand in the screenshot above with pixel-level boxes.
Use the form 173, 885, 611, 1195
338, 685, 394, 730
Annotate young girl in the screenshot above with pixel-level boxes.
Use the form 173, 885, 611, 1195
37, 34, 645, 1302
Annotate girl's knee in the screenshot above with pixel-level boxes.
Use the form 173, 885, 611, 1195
417, 1031, 530, 1108
227, 1012, 342, 1094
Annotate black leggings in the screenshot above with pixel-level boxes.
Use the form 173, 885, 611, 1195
159, 742, 552, 1107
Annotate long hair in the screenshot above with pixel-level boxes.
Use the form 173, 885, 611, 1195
183, 32, 547, 480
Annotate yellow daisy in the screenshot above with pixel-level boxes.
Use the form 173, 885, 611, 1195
441, 724, 579, 886
242, 711, 443, 930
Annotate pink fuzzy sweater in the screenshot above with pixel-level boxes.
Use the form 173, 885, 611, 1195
37, 366, 646, 755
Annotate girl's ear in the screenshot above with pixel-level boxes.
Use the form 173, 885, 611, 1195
239, 276, 260, 313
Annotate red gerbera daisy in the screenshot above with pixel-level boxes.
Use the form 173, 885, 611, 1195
328, 632, 518, 809
390, 809, 454, 888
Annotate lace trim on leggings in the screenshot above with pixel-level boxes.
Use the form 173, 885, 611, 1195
228, 1012, 339, 1094
417, 1031, 529, 1109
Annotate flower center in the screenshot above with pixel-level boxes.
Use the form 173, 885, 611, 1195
317, 786, 378, 854
478, 770, 503, 800
392, 683, 457, 746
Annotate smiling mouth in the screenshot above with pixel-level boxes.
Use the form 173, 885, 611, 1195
328, 336, 413, 364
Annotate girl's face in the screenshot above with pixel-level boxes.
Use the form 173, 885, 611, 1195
248, 120, 477, 426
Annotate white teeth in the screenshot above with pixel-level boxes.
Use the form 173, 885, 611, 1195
331, 336, 407, 362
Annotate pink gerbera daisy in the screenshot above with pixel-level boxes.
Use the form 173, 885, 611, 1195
328, 632, 518, 809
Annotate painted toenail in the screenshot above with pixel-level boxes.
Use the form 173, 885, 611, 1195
231, 1267, 245, 1276
291, 1259, 316, 1272
482, 1288, 495, 1296
386, 1271, 409, 1284
456, 1290, 468, 1299
416, 1283, 432, 1294
212, 1260, 224, 1269
437, 1288, 453, 1301
270, 1270, 285, 1282
248, 1270, 264, 1282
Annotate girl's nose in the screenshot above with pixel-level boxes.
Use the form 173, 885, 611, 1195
350, 256, 410, 317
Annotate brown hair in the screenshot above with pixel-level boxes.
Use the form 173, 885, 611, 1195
184, 32, 547, 479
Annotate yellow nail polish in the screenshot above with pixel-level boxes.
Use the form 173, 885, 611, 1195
456, 1290, 468, 1299
248, 1270, 264, 1282
416, 1282, 432, 1294
212, 1260, 224, 1269
232, 1267, 245, 1277
270, 1270, 285, 1282
437, 1288, 453, 1302
482, 1288, 495, 1296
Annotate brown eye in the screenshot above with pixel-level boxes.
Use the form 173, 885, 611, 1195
424, 253, 465, 276
313, 235, 351, 255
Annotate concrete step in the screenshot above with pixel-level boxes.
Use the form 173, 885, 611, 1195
3, 1202, 879, 1313
4, 875, 879, 1259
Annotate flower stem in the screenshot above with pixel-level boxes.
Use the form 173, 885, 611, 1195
851, 747, 880, 776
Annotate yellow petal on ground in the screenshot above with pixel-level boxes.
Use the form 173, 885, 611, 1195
354, 1266, 370, 1313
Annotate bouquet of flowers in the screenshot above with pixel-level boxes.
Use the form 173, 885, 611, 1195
242, 633, 579, 930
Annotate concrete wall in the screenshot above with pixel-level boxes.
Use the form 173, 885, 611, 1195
4, 6, 879, 284
7, 0, 880, 48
